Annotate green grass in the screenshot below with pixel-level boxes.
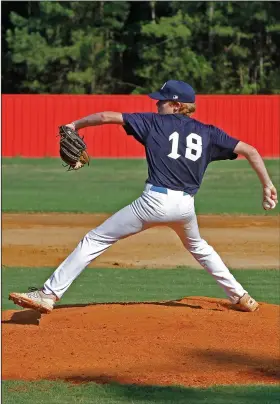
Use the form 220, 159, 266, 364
2, 158, 280, 214
3, 381, 280, 404
2, 267, 279, 311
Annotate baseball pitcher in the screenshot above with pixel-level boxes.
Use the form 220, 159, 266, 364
9, 80, 278, 314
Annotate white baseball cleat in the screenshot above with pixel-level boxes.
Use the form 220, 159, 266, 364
9, 288, 56, 314
234, 293, 259, 312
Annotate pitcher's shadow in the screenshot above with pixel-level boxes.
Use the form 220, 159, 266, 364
2, 309, 41, 325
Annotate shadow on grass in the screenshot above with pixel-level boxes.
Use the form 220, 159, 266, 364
89, 382, 280, 404
65, 379, 280, 403
3, 379, 280, 404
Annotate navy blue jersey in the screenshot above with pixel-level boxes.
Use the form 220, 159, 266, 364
122, 113, 239, 195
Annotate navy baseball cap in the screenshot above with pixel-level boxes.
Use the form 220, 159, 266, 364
148, 80, 195, 103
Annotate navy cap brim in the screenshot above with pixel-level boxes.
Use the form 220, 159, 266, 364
148, 91, 167, 101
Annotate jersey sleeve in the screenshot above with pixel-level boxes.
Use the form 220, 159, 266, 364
210, 125, 239, 162
210, 145, 238, 161
122, 113, 154, 145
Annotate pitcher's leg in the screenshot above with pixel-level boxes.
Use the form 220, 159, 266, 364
174, 215, 247, 303
43, 205, 144, 299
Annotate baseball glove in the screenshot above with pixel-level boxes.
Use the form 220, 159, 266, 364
58, 125, 90, 171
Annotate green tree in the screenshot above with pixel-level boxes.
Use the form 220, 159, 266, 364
2, 1, 280, 94
135, 10, 213, 93
136, 1, 280, 94
5, 1, 129, 93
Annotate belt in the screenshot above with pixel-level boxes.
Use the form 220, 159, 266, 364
150, 185, 188, 196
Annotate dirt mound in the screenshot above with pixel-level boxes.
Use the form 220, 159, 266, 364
2, 213, 280, 269
2, 297, 279, 387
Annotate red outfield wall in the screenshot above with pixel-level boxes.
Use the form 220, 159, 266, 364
2, 94, 280, 157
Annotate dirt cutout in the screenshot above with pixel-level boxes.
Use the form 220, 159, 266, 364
2, 213, 279, 269
2, 297, 280, 387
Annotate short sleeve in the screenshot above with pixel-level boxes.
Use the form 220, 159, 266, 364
122, 113, 154, 145
210, 145, 238, 162
210, 125, 239, 162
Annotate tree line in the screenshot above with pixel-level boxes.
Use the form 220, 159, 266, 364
2, 1, 280, 94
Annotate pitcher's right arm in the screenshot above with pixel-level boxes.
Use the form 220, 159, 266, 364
233, 141, 278, 210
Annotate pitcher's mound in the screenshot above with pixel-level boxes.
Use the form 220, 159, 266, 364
2, 297, 280, 387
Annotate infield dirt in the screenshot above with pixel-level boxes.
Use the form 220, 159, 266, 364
2, 213, 279, 269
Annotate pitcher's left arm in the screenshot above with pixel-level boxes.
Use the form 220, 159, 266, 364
67, 112, 124, 130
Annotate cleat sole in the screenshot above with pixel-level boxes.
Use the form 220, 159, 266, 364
9, 293, 52, 314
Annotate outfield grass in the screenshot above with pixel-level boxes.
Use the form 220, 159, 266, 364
3, 381, 280, 404
3, 267, 279, 311
2, 158, 279, 214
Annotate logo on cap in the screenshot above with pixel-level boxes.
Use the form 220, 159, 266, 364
173, 95, 178, 100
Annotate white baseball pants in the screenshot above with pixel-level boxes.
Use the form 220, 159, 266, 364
43, 184, 247, 303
